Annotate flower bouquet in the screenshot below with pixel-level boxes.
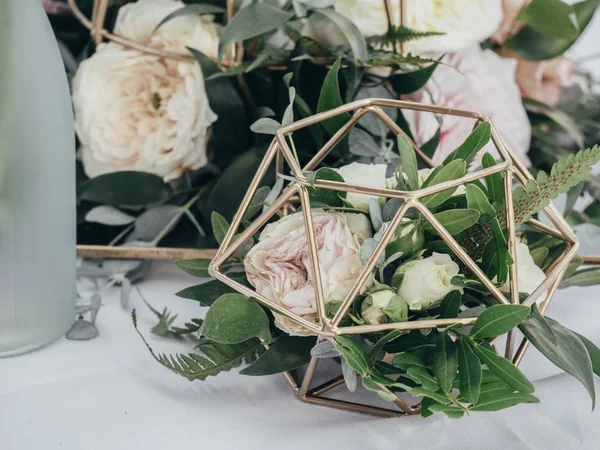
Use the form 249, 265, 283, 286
43, 0, 600, 272
134, 96, 600, 418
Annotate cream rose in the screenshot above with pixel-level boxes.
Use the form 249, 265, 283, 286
334, 162, 388, 211
501, 242, 546, 295
244, 210, 372, 335
72, 43, 217, 181
334, 0, 502, 53
115, 0, 220, 59
403, 45, 532, 166
361, 289, 408, 325
392, 253, 463, 310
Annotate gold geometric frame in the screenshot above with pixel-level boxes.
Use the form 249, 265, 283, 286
209, 98, 579, 416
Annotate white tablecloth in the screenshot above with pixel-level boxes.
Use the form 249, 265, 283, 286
1, 260, 599, 450
4, 6, 600, 449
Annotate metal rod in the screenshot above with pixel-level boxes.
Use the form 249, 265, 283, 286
504, 170, 519, 360
76, 245, 216, 261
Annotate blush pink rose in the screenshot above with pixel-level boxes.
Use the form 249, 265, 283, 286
244, 210, 372, 335
403, 45, 532, 166
514, 55, 574, 107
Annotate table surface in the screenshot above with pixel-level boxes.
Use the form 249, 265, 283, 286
4, 11, 600, 450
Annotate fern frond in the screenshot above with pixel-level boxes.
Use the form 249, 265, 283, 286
368, 26, 444, 49
514, 145, 600, 223
361, 51, 436, 67
133, 310, 264, 381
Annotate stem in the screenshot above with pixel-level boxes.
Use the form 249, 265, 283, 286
108, 223, 135, 246
151, 191, 203, 246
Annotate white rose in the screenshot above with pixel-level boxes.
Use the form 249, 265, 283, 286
361, 289, 408, 325
115, 0, 220, 60
393, 253, 463, 310
501, 242, 546, 295
244, 210, 372, 335
334, 0, 502, 53
72, 43, 217, 182
334, 162, 388, 211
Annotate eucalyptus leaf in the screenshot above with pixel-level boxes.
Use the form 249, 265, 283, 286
217, 4, 293, 62
250, 117, 282, 135
85, 206, 135, 226
314, 8, 368, 62
360, 238, 385, 266
282, 87, 296, 127
310, 340, 341, 359
80, 171, 172, 206
560, 268, 600, 288
129, 205, 183, 242
349, 128, 381, 157
155, 4, 225, 30
176, 273, 250, 307
240, 335, 313, 375
243, 186, 271, 221
341, 359, 358, 392
369, 198, 384, 232
201, 294, 271, 344
263, 178, 285, 213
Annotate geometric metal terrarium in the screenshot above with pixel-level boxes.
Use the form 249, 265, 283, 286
208, 99, 579, 417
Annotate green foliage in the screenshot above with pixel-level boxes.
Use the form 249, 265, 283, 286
201, 294, 271, 344
211, 212, 230, 245
217, 4, 293, 62
134, 309, 263, 381
421, 160, 467, 208
314, 9, 368, 62
175, 258, 237, 277
307, 168, 347, 206
175, 273, 250, 307
362, 52, 437, 68
457, 339, 482, 404
470, 305, 531, 339
471, 343, 535, 393
514, 146, 600, 223
442, 122, 492, 166
368, 25, 444, 48
397, 134, 419, 190
466, 184, 495, 217
155, 4, 225, 30
79, 172, 172, 206
241, 335, 314, 376
424, 209, 481, 235
482, 153, 505, 204
317, 58, 350, 137
388, 57, 441, 95
432, 332, 458, 393
517, 0, 579, 40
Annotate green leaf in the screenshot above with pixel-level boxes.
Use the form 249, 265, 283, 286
471, 343, 535, 393
420, 397, 437, 418
201, 294, 271, 344
175, 273, 250, 307
406, 367, 439, 391
333, 336, 370, 376
519, 317, 595, 408
424, 209, 481, 235
314, 8, 368, 62
530, 247, 549, 268
490, 218, 511, 285
517, 0, 579, 39
574, 332, 600, 377
507, 0, 600, 60
422, 160, 467, 208
519, 304, 558, 346
442, 122, 491, 166
250, 117, 281, 135
482, 152, 504, 204
317, 58, 350, 137
432, 332, 458, 392
217, 4, 293, 62
307, 167, 346, 206
561, 268, 600, 288
398, 135, 419, 190
525, 98, 585, 147
469, 391, 540, 412
133, 310, 263, 381
240, 335, 314, 375
427, 403, 465, 419
211, 212, 230, 245
438, 291, 461, 319
458, 339, 482, 404
155, 4, 226, 30
243, 186, 271, 221
466, 184, 496, 217
388, 58, 441, 95
383, 331, 434, 353
392, 352, 428, 371
176, 258, 238, 278
411, 387, 450, 404
79, 172, 172, 206
367, 330, 403, 363
470, 305, 531, 339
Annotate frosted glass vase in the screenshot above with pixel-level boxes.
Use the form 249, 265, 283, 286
0, 0, 76, 356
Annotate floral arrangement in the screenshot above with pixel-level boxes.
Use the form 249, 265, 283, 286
133, 97, 600, 417
42, 0, 600, 270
